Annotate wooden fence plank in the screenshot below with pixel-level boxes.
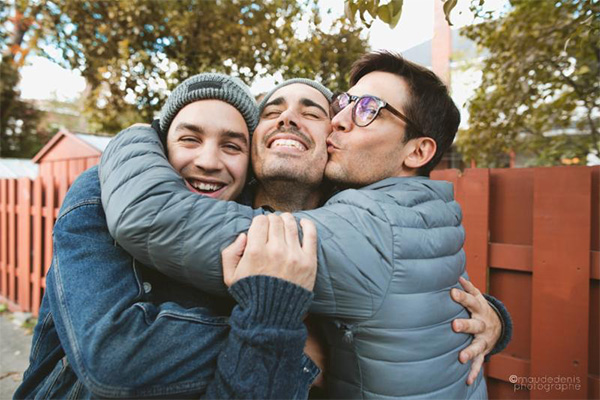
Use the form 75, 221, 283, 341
32, 177, 43, 316
487, 354, 531, 382
490, 268, 532, 364
455, 168, 490, 292
489, 243, 532, 272
17, 179, 32, 311
531, 166, 590, 398
8, 180, 16, 304
43, 175, 55, 277
431, 169, 489, 289
489, 168, 534, 245
0, 180, 7, 297
58, 172, 68, 210
590, 281, 599, 399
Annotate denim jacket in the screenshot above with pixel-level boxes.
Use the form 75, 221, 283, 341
15, 167, 319, 399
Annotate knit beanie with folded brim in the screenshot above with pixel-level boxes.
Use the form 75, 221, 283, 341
158, 73, 259, 144
258, 78, 334, 115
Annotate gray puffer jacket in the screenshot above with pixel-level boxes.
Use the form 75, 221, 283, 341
99, 126, 487, 399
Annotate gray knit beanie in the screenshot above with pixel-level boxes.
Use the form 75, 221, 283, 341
159, 73, 259, 136
258, 78, 333, 114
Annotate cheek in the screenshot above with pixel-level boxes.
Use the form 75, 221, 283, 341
166, 147, 190, 172
253, 124, 271, 148
225, 154, 250, 183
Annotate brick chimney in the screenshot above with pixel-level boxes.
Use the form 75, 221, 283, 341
432, 0, 452, 86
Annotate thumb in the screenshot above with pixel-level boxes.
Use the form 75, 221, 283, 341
222, 233, 247, 287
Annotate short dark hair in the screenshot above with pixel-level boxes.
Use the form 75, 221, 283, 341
349, 51, 460, 176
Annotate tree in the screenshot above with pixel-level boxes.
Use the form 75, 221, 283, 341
0, 0, 49, 157
456, 0, 599, 167
7, 0, 368, 134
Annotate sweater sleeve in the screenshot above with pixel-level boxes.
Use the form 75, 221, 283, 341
205, 275, 315, 399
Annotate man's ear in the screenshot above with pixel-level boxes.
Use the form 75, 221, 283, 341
404, 137, 437, 170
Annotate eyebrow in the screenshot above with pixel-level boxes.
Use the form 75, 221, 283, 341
174, 122, 204, 134
264, 96, 328, 117
220, 130, 249, 146
300, 98, 328, 117
263, 96, 286, 109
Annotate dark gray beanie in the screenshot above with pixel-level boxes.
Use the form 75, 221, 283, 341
159, 73, 259, 135
258, 78, 333, 114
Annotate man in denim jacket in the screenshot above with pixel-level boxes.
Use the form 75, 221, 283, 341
15, 74, 320, 399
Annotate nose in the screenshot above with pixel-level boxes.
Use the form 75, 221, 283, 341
194, 142, 223, 172
277, 107, 299, 130
331, 103, 352, 133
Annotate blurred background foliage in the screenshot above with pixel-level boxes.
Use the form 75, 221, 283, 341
1, 0, 598, 167
456, 0, 599, 167
1, 0, 369, 156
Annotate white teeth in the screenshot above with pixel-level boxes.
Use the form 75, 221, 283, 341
191, 181, 223, 192
271, 139, 306, 151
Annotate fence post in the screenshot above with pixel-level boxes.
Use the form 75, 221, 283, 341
531, 166, 590, 398
17, 179, 32, 312
0, 180, 7, 298
43, 174, 55, 281
8, 180, 17, 305
32, 177, 43, 316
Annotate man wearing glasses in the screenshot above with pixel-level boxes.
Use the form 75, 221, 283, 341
99, 52, 511, 398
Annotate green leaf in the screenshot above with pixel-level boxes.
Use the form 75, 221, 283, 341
442, 0, 458, 26
377, 4, 391, 24
344, 0, 357, 21
389, 0, 403, 29
390, 0, 404, 14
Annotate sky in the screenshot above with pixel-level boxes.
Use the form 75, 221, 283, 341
17, 0, 509, 100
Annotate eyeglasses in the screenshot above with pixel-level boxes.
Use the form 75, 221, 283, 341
331, 92, 422, 134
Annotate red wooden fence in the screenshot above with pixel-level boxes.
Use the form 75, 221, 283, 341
0, 173, 69, 316
432, 166, 599, 400
1, 165, 598, 399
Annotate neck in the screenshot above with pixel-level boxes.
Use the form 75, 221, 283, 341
253, 180, 322, 212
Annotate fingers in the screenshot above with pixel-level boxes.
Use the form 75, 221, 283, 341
466, 354, 485, 385
452, 318, 486, 334
451, 288, 482, 313
246, 215, 268, 250
459, 337, 487, 364
222, 233, 247, 287
300, 218, 317, 257
458, 276, 481, 297
267, 214, 285, 245
281, 213, 299, 247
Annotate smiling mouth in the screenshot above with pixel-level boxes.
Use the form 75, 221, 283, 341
185, 178, 225, 194
269, 138, 307, 151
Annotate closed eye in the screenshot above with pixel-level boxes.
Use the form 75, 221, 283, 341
303, 112, 320, 119
262, 109, 283, 118
223, 143, 241, 151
